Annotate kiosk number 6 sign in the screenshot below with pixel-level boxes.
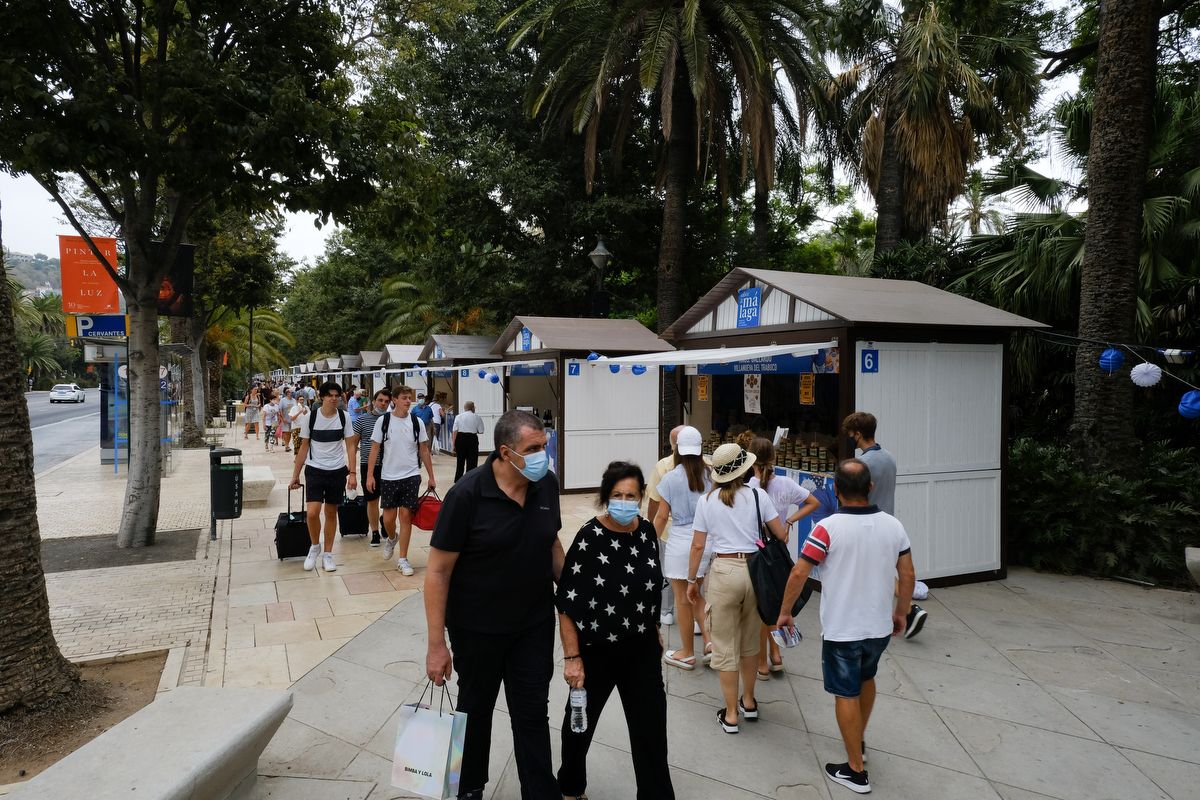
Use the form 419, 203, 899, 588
861, 349, 879, 373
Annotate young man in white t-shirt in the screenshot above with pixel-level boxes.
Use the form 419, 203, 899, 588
289, 382, 359, 573
777, 459, 915, 795
367, 384, 436, 576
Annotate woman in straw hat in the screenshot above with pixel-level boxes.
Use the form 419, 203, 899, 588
686, 443, 789, 734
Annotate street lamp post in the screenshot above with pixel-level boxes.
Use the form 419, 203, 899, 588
588, 238, 612, 318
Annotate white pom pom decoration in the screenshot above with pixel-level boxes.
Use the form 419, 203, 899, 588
1130, 362, 1163, 387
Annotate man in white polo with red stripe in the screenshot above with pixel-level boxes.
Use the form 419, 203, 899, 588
777, 459, 915, 795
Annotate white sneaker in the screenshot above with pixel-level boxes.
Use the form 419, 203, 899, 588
322, 552, 337, 572
303, 545, 321, 571
660, 612, 674, 626
397, 558, 414, 577
382, 537, 397, 560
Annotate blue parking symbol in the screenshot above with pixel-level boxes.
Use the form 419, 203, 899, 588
568, 363, 581, 376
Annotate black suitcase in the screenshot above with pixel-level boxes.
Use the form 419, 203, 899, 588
275, 486, 311, 559
338, 495, 369, 537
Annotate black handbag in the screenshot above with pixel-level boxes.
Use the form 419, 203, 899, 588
747, 489, 812, 624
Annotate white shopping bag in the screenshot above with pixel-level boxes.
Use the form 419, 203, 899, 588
392, 683, 467, 799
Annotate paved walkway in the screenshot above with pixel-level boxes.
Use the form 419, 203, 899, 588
30, 426, 1200, 799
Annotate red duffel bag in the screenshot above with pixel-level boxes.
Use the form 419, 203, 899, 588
414, 489, 442, 531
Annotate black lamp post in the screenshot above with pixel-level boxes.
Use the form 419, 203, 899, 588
588, 238, 612, 318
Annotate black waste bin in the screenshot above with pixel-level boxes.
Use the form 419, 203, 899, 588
226, 400, 237, 423
210, 447, 243, 539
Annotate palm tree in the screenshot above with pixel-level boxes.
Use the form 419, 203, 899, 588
832, 0, 1040, 255
951, 170, 1005, 237
206, 307, 295, 373
0, 194, 80, 711
503, 0, 832, 330
370, 276, 440, 346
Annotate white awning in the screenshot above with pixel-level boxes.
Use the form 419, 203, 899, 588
383, 358, 553, 375
601, 339, 839, 366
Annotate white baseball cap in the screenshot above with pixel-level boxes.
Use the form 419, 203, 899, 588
676, 426, 703, 456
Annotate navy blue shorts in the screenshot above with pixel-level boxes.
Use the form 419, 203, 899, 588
822, 636, 891, 698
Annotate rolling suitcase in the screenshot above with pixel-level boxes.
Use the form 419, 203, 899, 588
275, 486, 311, 559
338, 494, 369, 537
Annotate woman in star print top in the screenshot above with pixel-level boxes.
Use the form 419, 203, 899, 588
554, 461, 674, 800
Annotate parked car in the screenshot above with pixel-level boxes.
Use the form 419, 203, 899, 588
49, 383, 86, 403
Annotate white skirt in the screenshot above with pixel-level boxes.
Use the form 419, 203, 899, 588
663, 523, 713, 580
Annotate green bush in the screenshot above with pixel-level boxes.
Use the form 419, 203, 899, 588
1007, 439, 1200, 588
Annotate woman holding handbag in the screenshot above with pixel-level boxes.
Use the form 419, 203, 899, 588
554, 461, 674, 800
687, 443, 789, 734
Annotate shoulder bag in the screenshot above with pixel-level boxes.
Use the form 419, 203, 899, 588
747, 489, 812, 624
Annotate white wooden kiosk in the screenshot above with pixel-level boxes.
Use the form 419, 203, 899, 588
417, 335, 503, 453
626, 268, 1046, 584
466, 316, 674, 491
381, 344, 429, 398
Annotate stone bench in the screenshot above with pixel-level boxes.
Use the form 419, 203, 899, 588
242, 466, 276, 507
8, 686, 291, 800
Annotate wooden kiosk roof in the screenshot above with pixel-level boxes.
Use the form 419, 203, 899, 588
419, 334, 499, 363
491, 316, 673, 356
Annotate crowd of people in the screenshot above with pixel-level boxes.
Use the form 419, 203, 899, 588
238, 379, 927, 797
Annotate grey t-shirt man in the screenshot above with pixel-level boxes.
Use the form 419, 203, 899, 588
857, 444, 897, 515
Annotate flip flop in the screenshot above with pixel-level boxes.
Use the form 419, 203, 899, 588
700, 643, 715, 665
769, 657, 785, 673
756, 669, 770, 681
663, 650, 696, 670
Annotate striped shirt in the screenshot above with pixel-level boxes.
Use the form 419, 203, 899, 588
353, 410, 385, 463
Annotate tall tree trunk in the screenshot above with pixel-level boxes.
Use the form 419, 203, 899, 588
0, 196, 79, 712
207, 359, 223, 419
170, 317, 204, 447
190, 312, 207, 434
117, 268, 164, 548
1071, 0, 1157, 470
873, 99, 905, 257
752, 181, 771, 265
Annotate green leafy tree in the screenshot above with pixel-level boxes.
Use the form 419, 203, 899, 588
0, 1, 363, 546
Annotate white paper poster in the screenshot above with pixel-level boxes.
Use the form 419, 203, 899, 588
744, 374, 761, 414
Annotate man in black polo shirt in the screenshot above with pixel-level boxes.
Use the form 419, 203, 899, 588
425, 410, 565, 800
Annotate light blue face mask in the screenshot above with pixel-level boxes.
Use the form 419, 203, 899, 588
607, 499, 640, 525
510, 448, 549, 482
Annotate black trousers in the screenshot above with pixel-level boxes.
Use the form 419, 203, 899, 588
455, 433, 480, 481
558, 634, 674, 799
449, 618, 558, 799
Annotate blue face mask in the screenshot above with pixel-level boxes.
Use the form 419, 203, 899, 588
607, 499, 640, 525
510, 448, 549, 482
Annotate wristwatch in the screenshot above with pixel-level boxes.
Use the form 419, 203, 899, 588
686, 577, 697, 585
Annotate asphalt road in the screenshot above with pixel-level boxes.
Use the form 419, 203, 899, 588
27, 391, 101, 475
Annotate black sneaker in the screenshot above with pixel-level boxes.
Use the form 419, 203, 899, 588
369, 531, 381, 547
825, 762, 870, 794
905, 604, 928, 639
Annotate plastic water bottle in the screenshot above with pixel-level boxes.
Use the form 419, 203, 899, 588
569, 688, 587, 733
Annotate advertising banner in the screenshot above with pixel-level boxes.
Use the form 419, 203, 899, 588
697, 375, 710, 402
736, 287, 761, 328
59, 235, 120, 314
744, 374, 761, 414
799, 373, 816, 405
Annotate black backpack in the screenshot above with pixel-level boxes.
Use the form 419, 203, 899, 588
307, 407, 347, 438
380, 411, 421, 453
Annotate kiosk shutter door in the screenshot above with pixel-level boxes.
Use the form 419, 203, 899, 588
459, 374, 504, 452
563, 360, 660, 490
855, 342, 1003, 579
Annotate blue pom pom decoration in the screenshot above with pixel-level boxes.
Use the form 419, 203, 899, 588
609, 364, 621, 374
631, 365, 646, 375
488, 373, 500, 384
586, 352, 601, 361
477, 369, 487, 379
1099, 348, 1125, 374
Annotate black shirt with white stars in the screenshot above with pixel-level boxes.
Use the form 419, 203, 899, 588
555, 516, 664, 646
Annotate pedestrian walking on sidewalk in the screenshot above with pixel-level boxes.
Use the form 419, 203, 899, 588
688, 443, 789, 734
367, 385, 435, 576
354, 387, 391, 547
645, 426, 684, 627
278, 387, 295, 453
262, 393, 281, 452
555, 461, 674, 800
424, 410, 565, 800
288, 394, 308, 452
451, 400, 485, 481
243, 385, 261, 440
777, 459, 916, 795
288, 381, 358, 574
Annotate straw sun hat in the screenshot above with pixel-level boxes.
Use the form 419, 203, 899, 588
709, 443, 756, 484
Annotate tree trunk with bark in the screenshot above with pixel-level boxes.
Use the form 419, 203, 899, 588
873, 99, 905, 257
753, 182, 771, 264
0, 197, 80, 712
208, 359, 224, 420
170, 317, 205, 447
1071, 0, 1157, 470
189, 313, 208, 436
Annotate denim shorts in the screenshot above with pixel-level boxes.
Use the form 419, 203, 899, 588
822, 636, 891, 698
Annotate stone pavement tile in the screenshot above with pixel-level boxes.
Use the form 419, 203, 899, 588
939, 707, 1170, 800
328, 590, 406, 616
256, 619, 322, 647
266, 601, 295, 623
383, 571, 424, 592
1004, 568, 1200, 617
789, 673, 982, 776
288, 598, 335, 622
226, 623, 257, 650
892, 655, 1097, 739
224, 644, 291, 689
1139, 667, 1200, 713
947, 605, 1095, 651
1024, 596, 1195, 650
260, 718, 363, 780
341, 572, 396, 596
1100, 639, 1200, 677
1045, 688, 1200, 764
808, 732, 1001, 800
233, 559, 311, 587
317, 613, 385, 641
662, 661, 806, 731
289, 656, 416, 746
992, 785, 1063, 800
327, 616, 427, 683
230, 581, 279, 607
276, 575, 349, 601
240, 775, 373, 800
287, 638, 351, 682
228, 604, 268, 626
889, 626, 1028, 678
1119, 749, 1200, 800
1002, 645, 1190, 709
231, 546, 274, 564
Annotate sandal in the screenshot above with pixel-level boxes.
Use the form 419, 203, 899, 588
700, 643, 714, 665
717, 708, 739, 734
738, 698, 759, 721
756, 669, 770, 681
769, 655, 785, 673
663, 650, 696, 670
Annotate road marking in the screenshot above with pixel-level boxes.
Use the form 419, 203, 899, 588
32, 412, 100, 431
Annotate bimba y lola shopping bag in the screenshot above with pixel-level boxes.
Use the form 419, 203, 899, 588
391, 681, 467, 799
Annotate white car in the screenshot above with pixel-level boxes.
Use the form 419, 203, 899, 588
49, 383, 86, 403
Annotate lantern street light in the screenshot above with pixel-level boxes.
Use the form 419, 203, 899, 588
588, 238, 612, 318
